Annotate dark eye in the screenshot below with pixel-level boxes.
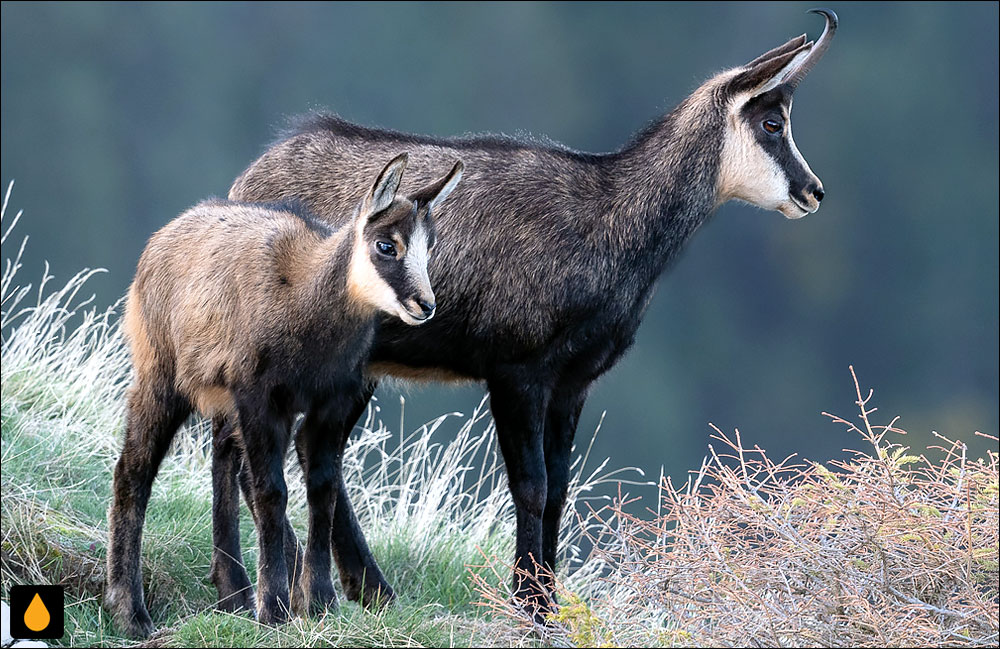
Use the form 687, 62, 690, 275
375, 241, 397, 257
762, 119, 783, 134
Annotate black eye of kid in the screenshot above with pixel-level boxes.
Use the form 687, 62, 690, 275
375, 241, 397, 257
762, 119, 782, 134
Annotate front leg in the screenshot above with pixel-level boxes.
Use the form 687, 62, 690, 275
327, 382, 396, 608
541, 386, 587, 596
488, 372, 552, 620
237, 441, 304, 611
293, 406, 347, 615
235, 399, 294, 625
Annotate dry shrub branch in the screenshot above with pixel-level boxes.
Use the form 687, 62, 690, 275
474, 367, 999, 647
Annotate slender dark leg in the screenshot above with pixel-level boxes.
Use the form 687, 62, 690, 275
326, 382, 395, 608
540, 387, 587, 595
106, 378, 190, 638
294, 407, 343, 614
236, 436, 304, 611
488, 372, 552, 620
236, 399, 294, 625
209, 417, 254, 612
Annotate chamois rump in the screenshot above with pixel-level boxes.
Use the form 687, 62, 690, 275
209, 8, 838, 620
106, 154, 464, 637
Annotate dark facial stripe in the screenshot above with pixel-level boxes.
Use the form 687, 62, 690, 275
741, 87, 814, 202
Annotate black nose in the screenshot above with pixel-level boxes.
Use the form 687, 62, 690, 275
811, 186, 825, 202
417, 299, 435, 317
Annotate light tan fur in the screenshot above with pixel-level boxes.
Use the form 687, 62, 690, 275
122, 201, 359, 419
192, 385, 237, 417
366, 361, 476, 384
346, 208, 405, 318
122, 283, 157, 381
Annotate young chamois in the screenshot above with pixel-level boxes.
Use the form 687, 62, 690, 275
106, 153, 464, 637
210, 8, 836, 621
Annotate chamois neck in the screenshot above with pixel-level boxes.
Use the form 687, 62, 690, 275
301, 226, 362, 313
605, 89, 725, 269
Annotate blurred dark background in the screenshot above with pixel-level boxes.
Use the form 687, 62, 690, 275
2, 2, 997, 490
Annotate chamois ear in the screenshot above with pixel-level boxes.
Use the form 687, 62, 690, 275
364, 153, 408, 217
729, 9, 839, 97
410, 160, 464, 212
728, 41, 813, 97
743, 33, 807, 69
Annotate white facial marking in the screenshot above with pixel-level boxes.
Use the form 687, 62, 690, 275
346, 210, 435, 325
718, 91, 789, 212
718, 91, 819, 219
347, 213, 399, 315
397, 218, 434, 325
405, 220, 431, 295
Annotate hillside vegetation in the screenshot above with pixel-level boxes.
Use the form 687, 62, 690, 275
2, 185, 997, 647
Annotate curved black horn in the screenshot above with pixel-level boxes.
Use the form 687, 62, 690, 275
784, 8, 838, 89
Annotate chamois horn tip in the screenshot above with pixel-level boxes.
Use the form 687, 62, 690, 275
783, 8, 838, 88
807, 8, 838, 30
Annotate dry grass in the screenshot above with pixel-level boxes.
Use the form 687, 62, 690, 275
475, 368, 999, 647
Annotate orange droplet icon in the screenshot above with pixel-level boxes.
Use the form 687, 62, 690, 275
24, 592, 51, 632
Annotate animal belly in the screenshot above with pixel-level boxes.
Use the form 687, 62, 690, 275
366, 361, 477, 384
371, 313, 491, 380
191, 385, 236, 418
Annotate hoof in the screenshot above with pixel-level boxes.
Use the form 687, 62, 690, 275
107, 596, 154, 639
210, 565, 255, 614
341, 569, 395, 609
307, 581, 339, 616
106, 584, 155, 639
359, 583, 396, 610
256, 590, 292, 626
511, 589, 556, 626
215, 586, 255, 614
123, 609, 155, 639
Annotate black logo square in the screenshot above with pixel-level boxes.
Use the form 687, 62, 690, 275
9, 585, 65, 640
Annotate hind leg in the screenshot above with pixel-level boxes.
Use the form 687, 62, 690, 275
106, 377, 190, 638
209, 417, 254, 612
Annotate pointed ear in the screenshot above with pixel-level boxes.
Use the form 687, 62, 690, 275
744, 34, 808, 68
410, 160, 464, 212
728, 41, 813, 97
364, 153, 408, 217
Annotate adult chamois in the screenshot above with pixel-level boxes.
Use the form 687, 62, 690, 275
215, 8, 838, 619
106, 154, 464, 637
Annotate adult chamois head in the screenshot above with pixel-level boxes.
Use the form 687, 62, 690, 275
715, 8, 834, 217
218, 8, 839, 623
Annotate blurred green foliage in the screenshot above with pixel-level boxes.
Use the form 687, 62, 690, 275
2, 2, 997, 483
